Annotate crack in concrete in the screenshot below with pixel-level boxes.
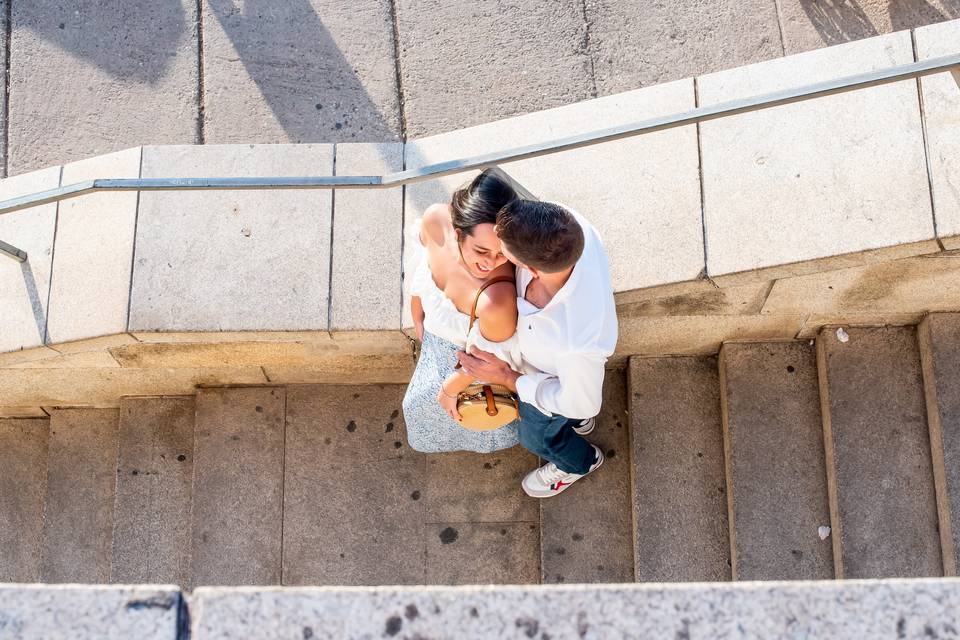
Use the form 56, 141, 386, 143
387, 0, 408, 140
578, 0, 599, 99
195, 0, 206, 145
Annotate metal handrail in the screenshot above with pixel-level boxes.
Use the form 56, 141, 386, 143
1, 52, 959, 264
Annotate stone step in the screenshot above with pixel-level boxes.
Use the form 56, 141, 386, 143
540, 368, 634, 584
629, 357, 730, 582
0, 418, 49, 582
40, 409, 119, 583
718, 342, 833, 580
190, 387, 285, 586
817, 326, 942, 578
918, 313, 960, 576
282, 384, 427, 586
111, 396, 195, 586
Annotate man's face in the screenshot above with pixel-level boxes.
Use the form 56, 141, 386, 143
499, 240, 524, 269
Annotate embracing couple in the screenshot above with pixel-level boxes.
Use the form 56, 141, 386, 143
401, 169, 618, 498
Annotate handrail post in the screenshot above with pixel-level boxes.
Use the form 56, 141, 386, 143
0, 238, 27, 263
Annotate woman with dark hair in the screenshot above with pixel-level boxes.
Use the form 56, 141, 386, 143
402, 170, 526, 453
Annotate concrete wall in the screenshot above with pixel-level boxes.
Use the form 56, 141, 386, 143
0, 21, 959, 411
2, 580, 960, 639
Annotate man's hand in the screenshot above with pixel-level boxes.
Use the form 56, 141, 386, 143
457, 347, 520, 391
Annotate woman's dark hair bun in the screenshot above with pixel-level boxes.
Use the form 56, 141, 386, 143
450, 169, 517, 238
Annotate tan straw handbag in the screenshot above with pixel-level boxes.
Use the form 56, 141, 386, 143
456, 275, 520, 431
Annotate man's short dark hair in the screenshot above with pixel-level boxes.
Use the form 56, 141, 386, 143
496, 200, 585, 273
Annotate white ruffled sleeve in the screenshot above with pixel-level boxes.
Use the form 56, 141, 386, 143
466, 323, 526, 375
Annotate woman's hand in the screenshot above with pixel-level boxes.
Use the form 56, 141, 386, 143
437, 385, 462, 422
411, 296, 425, 341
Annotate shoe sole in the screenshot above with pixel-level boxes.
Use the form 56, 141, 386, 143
573, 419, 596, 436
522, 447, 604, 499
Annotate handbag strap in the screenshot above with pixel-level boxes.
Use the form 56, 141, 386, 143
453, 274, 514, 372
467, 275, 516, 334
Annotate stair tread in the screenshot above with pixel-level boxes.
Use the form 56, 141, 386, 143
819, 326, 942, 578
282, 385, 427, 586
0, 418, 49, 582
720, 342, 833, 580
111, 396, 195, 586
191, 387, 285, 586
540, 369, 635, 584
40, 409, 119, 583
919, 313, 960, 574
629, 357, 730, 582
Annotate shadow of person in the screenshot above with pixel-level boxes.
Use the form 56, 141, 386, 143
799, 0, 879, 45
888, 0, 960, 32
204, 0, 400, 143
17, 0, 188, 84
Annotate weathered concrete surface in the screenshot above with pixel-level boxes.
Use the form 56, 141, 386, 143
0, 406, 48, 418
0, 365, 268, 408
189, 579, 960, 639
426, 523, 540, 585
0, 166, 59, 355
395, 0, 593, 137
404, 79, 701, 325
761, 255, 960, 315
201, 0, 400, 143
629, 357, 730, 582
40, 409, 119, 583
131, 145, 333, 332
541, 369, 634, 584
699, 32, 936, 284
918, 313, 960, 575
191, 387, 285, 586
45, 148, 141, 344
617, 280, 773, 317
586, 0, 784, 95
8, 1, 197, 175
111, 397, 195, 586
777, 0, 960, 55
719, 342, 833, 580
615, 314, 805, 360
915, 19, 960, 249
0, 418, 49, 582
282, 385, 426, 585
330, 143, 403, 331
423, 448, 537, 525
0, 0, 6, 176
0, 585, 180, 640
818, 326, 942, 578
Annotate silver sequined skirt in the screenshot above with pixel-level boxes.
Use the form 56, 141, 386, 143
402, 330, 520, 454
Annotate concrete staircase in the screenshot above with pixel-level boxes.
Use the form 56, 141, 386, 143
3, 314, 960, 588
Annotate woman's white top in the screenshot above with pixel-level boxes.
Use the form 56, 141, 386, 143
408, 219, 527, 373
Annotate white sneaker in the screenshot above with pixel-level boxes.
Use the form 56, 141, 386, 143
573, 417, 596, 436
521, 445, 604, 498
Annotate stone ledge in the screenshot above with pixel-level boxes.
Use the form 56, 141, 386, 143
0, 584, 180, 640
187, 579, 960, 639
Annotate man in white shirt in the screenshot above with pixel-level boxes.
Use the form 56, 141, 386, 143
457, 199, 618, 498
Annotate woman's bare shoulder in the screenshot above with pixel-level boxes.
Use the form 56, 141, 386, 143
476, 280, 518, 342
421, 203, 453, 245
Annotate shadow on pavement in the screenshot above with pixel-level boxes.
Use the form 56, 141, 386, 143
16, 0, 189, 84
205, 0, 399, 143
800, 0, 960, 45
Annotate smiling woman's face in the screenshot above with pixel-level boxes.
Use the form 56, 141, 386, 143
458, 223, 508, 277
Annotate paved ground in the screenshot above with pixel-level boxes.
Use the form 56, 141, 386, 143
4, 0, 960, 176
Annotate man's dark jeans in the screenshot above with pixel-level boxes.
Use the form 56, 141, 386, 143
517, 401, 596, 475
